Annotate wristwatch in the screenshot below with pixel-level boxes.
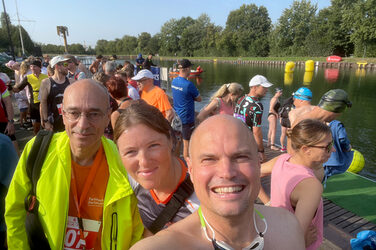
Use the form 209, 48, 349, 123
43, 119, 49, 123
8, 119, 14, 123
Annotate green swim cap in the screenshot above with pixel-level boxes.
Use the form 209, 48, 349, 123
318, 89, 352, 113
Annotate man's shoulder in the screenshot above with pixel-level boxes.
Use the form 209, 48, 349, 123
172, 76, 190, 85
131, 213, 202, 250
255, 205, 305, 249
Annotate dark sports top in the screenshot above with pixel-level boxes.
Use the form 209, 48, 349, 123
47, 77, 70, 132
233, 95, 263, 131
128, 159, 199, 231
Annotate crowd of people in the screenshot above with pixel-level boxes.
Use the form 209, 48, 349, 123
0, 54, 355, 249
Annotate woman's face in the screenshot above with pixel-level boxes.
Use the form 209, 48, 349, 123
307, 133, 335, 165
116, 123, 173, 190
229, 92, 241, 104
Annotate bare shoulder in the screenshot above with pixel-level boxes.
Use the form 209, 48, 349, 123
131, 212, 207, 250
255, 204, 305, 250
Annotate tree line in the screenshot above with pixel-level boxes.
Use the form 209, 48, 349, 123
1, 0, 376, 58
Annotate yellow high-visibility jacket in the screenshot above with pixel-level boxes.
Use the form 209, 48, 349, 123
5, 132, 144, 249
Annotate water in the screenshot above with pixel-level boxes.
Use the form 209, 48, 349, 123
159, 60, 376, 180
78, 56, 376, 180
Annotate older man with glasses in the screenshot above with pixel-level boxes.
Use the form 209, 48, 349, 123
5, 79, 144, 249
39, 55, 75, 132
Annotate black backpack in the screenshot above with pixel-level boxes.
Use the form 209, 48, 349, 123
24, 130, 53, 250
278, 96, 294, 119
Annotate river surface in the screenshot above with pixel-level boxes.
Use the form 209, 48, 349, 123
80, 57, 376, 180
157, 60, 376, 180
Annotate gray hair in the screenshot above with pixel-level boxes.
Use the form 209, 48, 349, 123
105, 61, 117, 74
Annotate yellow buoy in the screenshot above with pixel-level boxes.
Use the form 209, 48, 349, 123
284, 72, 293, 85
285, 61, 295, 73
305, 60, 314, 72
303, 71, 313, 85
347, 149, 365, 174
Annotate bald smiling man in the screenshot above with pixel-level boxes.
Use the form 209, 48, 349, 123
131, 115, 304, 250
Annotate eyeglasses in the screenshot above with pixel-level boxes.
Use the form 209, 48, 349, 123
309, 141, 333, 153
63, 110, 107, 122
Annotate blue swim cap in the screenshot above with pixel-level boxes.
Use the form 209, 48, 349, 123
293, 87, 312, 101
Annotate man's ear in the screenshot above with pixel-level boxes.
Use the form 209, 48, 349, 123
186, 157, 194, 184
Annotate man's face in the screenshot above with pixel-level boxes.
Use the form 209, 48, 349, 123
254, 85, 268, 98
56, 62, 69, 75
44, 56, 50, 62
188, 117, 260, 218
137, 78, 153, 91
30, 65, 41, 75
63, 81, 110, 153
67, 60, 76, 72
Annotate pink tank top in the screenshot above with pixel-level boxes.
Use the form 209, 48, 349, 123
217, 98, 234, 115
270, 153, 323, 250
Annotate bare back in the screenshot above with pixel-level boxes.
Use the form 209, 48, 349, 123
289, 105, 314, 128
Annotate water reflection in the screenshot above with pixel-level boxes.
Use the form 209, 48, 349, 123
160, 60, 376, 180
325, 68, 340, 83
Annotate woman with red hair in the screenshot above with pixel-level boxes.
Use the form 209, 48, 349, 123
106, 76, 132, 133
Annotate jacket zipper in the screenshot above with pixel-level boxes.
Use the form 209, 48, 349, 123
110, 212, 118, 250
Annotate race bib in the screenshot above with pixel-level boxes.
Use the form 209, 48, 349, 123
64, 216, 101, 250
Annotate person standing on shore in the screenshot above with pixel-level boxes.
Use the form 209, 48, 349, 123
89, 55, 103, 74
65, 55, 86, 80
267, 88, 283, 151
12, 59, 48, 135
233, 75, 272, 163
40, 55, 74, 132
171, 59, 202, 159
143, 53, 156, 70
132, 69, 174, 122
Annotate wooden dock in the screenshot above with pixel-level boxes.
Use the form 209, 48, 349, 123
263, 146, 376, 249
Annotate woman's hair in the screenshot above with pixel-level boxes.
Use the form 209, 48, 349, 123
211, 83, 244, 100
287, 119, 331, 151
92, 72, 110, 86
106, 76, 128, 99
19, 60, 30, 76
114, 99, 172, 144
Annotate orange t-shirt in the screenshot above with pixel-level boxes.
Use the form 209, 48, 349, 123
141, 86, 172, 118
64, 145, 109, 250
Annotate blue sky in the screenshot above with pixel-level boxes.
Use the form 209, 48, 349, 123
3, 0, 331, 48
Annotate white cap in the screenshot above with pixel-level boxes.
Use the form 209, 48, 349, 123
249, 75, 273, 88
132, 69, 154, 81
50, 55, 69, 68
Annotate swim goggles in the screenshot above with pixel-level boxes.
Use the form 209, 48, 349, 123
198, 207, 267, 250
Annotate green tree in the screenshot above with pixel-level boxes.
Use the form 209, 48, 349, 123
95, 39, 109, 54
121, 35, 137, 55
137, 32, 151, 53
148, 34, 161, 55
159, 17, 195, 55
270, 0, 317, 56
223, 4, 271, 56
1, 12, 35, 55
342, 0, 376, 57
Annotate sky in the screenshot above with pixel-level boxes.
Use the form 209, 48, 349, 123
3, 0, 331, 48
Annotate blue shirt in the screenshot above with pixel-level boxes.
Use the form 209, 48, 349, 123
324, 120, 353, 178
0, 133, 18, 231
171, 77, 200, 124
